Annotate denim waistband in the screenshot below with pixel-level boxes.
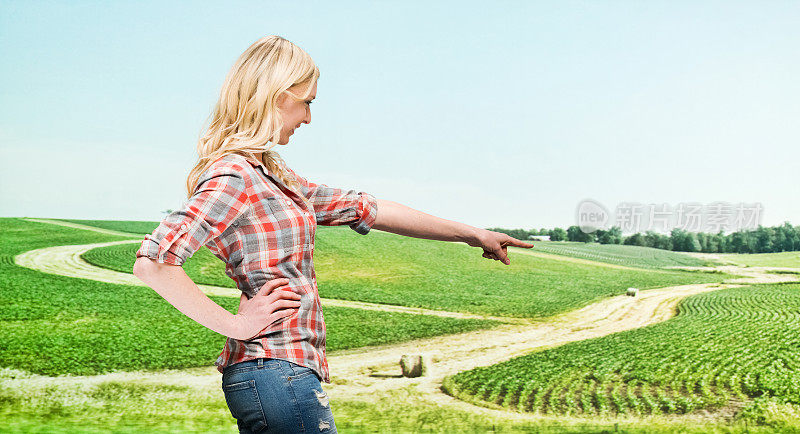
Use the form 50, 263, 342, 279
222, 357, 323, 384
223, 357, 300, 373
225, 357, 272, 370
233, 358, 267, 367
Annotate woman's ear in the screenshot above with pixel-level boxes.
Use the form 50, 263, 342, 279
275, 91, 288, 110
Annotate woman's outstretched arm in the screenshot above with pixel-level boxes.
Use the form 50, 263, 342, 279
371, 198, 534, 265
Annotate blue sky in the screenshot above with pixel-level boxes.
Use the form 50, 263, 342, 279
1, 1, 798, 231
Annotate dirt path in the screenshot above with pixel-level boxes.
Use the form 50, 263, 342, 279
1, 279, 747, 417
8, 258, 795, 418
7, 265, 793, 424
23, 217, 146, 237
325, 267, 798, 403
9, 218, 799, 419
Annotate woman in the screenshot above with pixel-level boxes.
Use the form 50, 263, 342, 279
133, 35, 533, 433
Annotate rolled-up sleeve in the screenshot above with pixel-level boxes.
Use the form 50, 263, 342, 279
136, 164, 250, 266
287, 167, 378, 235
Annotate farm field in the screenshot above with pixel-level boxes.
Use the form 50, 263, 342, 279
0, 218, 497, 376
530, 240, 714, 269
4, 217, 800, 432
83, 226, 732, 319
445, 282, 800, 420
55, 218, 159, 235
2, 368, 763, 434
716, 251, 800, 268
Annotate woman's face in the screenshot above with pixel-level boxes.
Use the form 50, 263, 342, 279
276, 80, 316, 145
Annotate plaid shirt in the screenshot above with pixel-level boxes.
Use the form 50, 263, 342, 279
135, 153, 378, 383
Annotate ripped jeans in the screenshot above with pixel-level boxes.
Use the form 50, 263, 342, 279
221, 358, 337, 433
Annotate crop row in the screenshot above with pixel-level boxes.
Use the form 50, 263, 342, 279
83, 241, 235, 288
532, 241, 708, 269
447, 284, 800, 415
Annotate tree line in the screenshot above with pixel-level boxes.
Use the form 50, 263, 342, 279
487, 222, 800, 254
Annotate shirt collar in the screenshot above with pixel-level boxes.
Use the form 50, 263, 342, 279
239, 153, 268, 172
238, 153, 295, 193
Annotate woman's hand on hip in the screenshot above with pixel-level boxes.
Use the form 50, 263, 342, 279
468, 229, 534, 265
231, 278, 301, 340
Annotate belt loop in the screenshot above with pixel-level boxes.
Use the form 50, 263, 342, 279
257, 358, 264, 367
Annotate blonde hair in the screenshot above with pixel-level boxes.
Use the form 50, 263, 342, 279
186, 35, 319, 202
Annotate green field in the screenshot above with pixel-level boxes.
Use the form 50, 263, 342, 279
55, 218, 160, 235
445, 283, 800, 418
5, 369, 762, 434
0, 218, 497, 376
84, 226, 731, 319
7, 217, 799, 432
530, 240, 713, 269
717, 251, 800, 268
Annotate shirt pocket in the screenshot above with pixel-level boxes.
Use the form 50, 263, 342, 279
261, 196, 306, 261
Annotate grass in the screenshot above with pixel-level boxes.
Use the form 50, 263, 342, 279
445, 283, 800, 419
83, 226, 732, 319
530, 241, 714, 269
54, 219, 160, 235
83, 241, 233, 289
0, 218, 134, 259
5, 217, 792, 432
0, 367, 781, 433
0, 218, 497, 376
717, 251, 800, 268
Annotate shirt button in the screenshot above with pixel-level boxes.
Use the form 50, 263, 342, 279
180, 224, 188, 231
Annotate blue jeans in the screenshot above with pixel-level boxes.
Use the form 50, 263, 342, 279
221, 358, 338, 433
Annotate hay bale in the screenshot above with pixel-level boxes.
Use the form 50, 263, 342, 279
400, 354, 428, 377
626, 287, 639, 297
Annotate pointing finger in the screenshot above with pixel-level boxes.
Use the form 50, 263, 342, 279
504, 238, 534, 249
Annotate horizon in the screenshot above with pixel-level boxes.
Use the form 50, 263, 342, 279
12, 216, 796, 237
